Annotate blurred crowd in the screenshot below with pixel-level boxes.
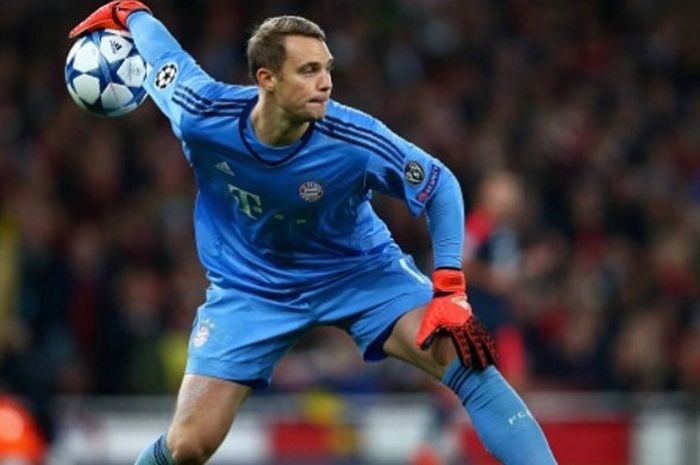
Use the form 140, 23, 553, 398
1, 0, 700, 444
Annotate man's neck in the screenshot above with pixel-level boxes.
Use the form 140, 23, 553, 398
251, 99, 309, 146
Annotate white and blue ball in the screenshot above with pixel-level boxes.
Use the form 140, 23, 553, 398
65, 29, 149, 117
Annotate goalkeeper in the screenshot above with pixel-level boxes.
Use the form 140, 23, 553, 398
70, 2, 557, 464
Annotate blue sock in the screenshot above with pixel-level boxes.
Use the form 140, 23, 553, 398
442, 361, 557, 465
134, 434, 175, 465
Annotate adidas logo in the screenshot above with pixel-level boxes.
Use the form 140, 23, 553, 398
215, 161, 235, 176
110, 40, 123, 55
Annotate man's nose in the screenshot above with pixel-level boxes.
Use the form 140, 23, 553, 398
319, 70, 332, 91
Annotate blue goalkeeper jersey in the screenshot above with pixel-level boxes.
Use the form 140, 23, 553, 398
129, 13, 464, 291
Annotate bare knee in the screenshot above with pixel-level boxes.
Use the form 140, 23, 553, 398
415, 334, 458, 379
167, 432, 217, 465
164, 375, 250, 464
383, 307, 458, 379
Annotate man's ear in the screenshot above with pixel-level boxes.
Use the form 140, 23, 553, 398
256, 67, 275, 92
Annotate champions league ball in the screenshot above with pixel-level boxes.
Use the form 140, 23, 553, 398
64, 29, 149, 117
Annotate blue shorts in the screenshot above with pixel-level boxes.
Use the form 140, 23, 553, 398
185, 254, 432, 388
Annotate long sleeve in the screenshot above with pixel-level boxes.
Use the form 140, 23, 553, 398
424, 167, 465, 269
125, 12, 215, 139
127, 11, 183, 63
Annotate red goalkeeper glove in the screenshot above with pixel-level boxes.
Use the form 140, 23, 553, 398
68, 1, 152, 39
416, 269, 498, 371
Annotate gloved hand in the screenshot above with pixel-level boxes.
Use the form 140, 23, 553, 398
416, 268, 498, 371
69, 1, 151, 39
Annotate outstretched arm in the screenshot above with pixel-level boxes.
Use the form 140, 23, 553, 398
127, 12, 183, 64
68, 1, 216, 139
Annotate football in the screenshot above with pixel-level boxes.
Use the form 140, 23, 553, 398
64, 29, 149, 117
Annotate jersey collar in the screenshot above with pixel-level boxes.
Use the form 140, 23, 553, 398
238, 95, 316, 166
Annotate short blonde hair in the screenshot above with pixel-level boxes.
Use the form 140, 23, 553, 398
247, 15, 326, 82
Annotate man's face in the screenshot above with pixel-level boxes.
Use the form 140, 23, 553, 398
272, 35, 333, 122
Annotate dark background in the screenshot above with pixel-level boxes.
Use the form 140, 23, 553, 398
1, 0, 699, 445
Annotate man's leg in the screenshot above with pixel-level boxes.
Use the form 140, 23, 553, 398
135, 374, 251, 465
383, 307, 557, 465
138, 279, 309, 465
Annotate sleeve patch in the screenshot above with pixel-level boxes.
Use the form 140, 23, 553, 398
404, 161, 425, 185
417, 165, 441, 202
154, 62, 178, 90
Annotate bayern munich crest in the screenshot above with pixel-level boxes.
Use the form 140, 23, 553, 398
299, 181, 324, 202
192, 318, 214, 348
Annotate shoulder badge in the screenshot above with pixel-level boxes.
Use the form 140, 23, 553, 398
154, 62, 178, 90
404, 161, 425, 185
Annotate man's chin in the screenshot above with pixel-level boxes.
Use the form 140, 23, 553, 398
291, 105, 327, 123
306, 109, 327, 121
308, 101, 328, 117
